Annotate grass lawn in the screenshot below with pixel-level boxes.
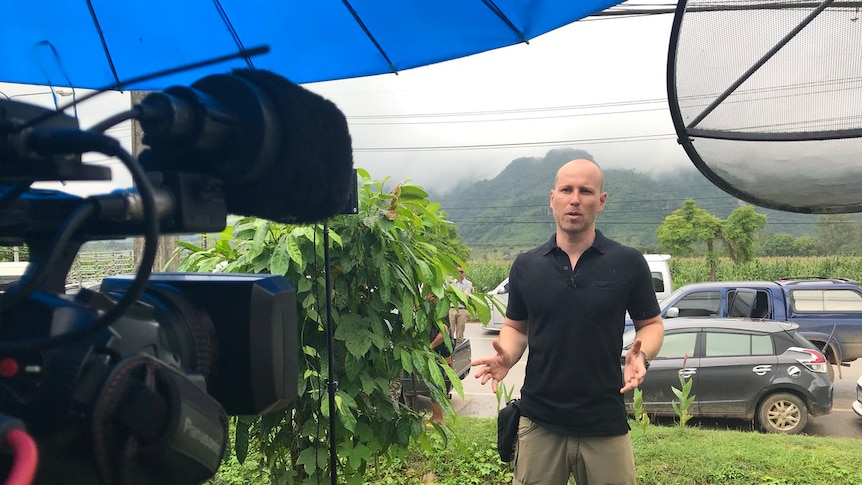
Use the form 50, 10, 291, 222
213, 416, 862, 484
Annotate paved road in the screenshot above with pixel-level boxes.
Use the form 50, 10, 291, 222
451, 322, 862, 439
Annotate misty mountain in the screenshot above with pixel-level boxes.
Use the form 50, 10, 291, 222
435, 148, 820, 253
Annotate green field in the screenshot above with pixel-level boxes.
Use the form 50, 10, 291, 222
466, 256, 862, 295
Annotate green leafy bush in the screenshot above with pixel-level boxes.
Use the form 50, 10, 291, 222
180, 170, 491, 484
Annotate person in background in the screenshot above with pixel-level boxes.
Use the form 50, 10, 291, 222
428, 319, 453, 424
419, 291, 453, 425
471, 158, 664, 485
449, 265, 473, 343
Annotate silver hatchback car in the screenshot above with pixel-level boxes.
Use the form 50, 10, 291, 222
853, 375, 862, 419
623, 318, 833, 434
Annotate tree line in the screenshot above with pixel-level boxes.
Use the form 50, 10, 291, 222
657, 199, 862, 257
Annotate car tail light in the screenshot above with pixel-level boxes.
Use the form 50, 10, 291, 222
789, 347, 828, 374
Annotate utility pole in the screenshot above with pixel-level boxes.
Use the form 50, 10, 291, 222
130, 91, 179, 272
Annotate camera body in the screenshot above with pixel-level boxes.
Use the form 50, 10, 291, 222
99, 272, 299, 417
0, 72, 317, 483
0, 271, 297, 484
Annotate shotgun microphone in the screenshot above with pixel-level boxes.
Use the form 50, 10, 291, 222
136, 69, 355, 224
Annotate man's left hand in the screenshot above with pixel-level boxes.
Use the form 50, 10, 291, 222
620, 338, 648, 394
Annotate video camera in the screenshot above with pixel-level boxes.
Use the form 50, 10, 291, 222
0, 69, 354, 484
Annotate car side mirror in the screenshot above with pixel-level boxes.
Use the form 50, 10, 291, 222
728, 288, 757, 318
666, 307, 679, 318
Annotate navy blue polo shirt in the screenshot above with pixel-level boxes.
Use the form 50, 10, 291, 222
506, 230, 660, 437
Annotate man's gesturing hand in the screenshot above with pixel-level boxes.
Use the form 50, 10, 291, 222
471, 339, 512, 393
620, 338, 649, 394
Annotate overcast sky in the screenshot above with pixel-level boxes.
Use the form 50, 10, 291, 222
308, 11, 692, 193
1, 9, 693, 198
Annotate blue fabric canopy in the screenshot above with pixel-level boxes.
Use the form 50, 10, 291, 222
1, 1, 624, 90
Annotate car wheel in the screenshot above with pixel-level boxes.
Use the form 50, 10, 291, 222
756, 392, 808, 434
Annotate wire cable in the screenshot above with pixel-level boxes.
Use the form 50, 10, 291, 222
0, 131, 159, 353
3, 202, 98, 301
87, 109, 136, 134
4, 428, 38, 485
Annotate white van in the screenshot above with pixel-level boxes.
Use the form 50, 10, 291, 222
0, 261, 30, 291
644, 253, 673, 302
483, 254, 672, 332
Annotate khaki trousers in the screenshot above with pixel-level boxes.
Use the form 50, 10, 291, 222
513, 416, 635, 485
448, 307, 470, 341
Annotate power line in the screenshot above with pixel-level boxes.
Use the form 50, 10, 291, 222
347, 98, 668, 120
349, 106, 668, 125
345, 77, 862, 125
354, 133, 675, 152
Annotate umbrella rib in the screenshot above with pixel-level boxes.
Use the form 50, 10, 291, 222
212, 0, 254, 68
341, 0, 398, 74
85, 0, 123, 89
481, 0, 527, 44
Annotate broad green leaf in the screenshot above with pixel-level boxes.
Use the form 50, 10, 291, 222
297, 276, 312, 293
398, 184, 428, 200
296, 447, 327, 473
411, 351, 426, 376
253, 220, 269, 247
234, 417, 250, 463
336, 392, 358, 432
176, 240, 203, 251
285, 236, 303, 267
358, 372, 378, 395
269, 238, 290, 276
327, 230, 343, 247
415, 259, 433, 283
426, 356, 445, 388
398, 348, 413, 374
217, 224, 236, 240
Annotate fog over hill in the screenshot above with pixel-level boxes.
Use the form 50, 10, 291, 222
433, 148, 821, 253
74, 148, 825, 256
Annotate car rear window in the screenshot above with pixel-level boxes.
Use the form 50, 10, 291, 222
704, 332, 773, 357
651, 272, 665, 293
779, 330, 820, 354
790, 289, 862, 313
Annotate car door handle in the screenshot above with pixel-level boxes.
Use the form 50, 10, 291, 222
752, 365, 772, 376
679, 368, 697, 379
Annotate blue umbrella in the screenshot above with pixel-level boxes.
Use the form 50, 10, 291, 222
2, 1, 624, 90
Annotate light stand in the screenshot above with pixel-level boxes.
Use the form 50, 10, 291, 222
323, 221, 338, 485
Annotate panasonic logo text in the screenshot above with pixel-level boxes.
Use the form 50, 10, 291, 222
183, 417, 221, 454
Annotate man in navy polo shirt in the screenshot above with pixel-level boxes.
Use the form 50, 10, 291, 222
472, 158, 664, 485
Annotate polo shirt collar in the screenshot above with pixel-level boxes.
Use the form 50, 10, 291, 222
541, 229, 612, 256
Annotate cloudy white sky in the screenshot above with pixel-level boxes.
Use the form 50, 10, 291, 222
309, 11, 692, 193
1, 8, 693, 198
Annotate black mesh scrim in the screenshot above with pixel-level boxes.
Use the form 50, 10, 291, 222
668, 0, 862, 213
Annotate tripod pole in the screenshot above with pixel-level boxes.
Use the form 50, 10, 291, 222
323, 222, 338, 485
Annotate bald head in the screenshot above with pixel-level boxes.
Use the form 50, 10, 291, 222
550, 158, 607, 239
554, 159, 604, 191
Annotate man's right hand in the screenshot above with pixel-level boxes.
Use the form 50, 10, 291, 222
471, 339, 512, 393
